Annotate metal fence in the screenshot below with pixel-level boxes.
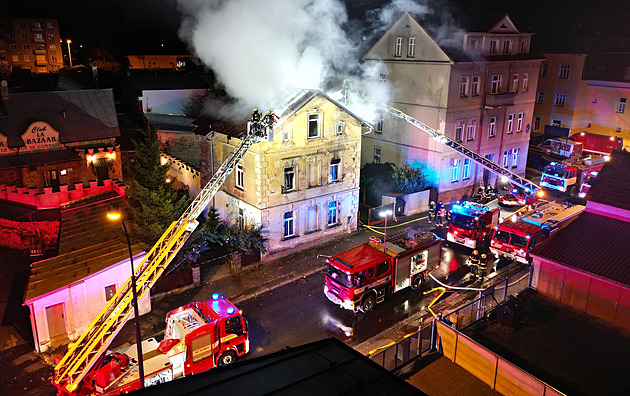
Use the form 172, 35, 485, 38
369, 266, 532, 369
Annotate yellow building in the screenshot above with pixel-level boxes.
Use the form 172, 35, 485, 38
207, 90, 367, 260
0, 18, 64, 74
534, 52, 630, 147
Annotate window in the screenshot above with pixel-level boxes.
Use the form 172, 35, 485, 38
469, 37, 479, 52
329, 158, 340, 182
451, 159, 460, 182
0, 55, 6, 62
503, 40, 511, 54
10, 44, 17, 50
520, 40, 527, 53
23, 44, 30, 50
536, 91, 544, 104
471, 76, 480, 96
235, 164, 244, 189
33, 22, 42, 29
283, 166, 295, 192
11, 55, 18, 62
282, 129, 291, 142
35, 34, 43, 41
307, 161, 320, 187
491, 75, 502, 94
50, 44, 56, 51
47, 23, 53, 29
463, 158, 471, 180
489, 117, 497, 137
552, 119, 562, 127
20, 22, 27, 29
335, 122, 345, 135
502, 150, 509, 167
507, 114, 514, 133
489, 40, 497, 55
308, 113, 320, 138
558, 64, 570, 79
327, 201, 338, 226
511, 74, 519, 92
407, 37, 416, 57
283, 211, 295, 238
379, 73, 387, 83
554, 93, 566, 107
225, 317, 244, 336
35, 44, 45, 50
512, 148, 519, 168
306, 205, 318, 232
541, 64, 548, 78
534, 117, 541, 132
24, 55, 31, 61
376, 262, 389, 277
522, 73, 529, 91
466, 119, 476, 141
373, 147, 381, 164
454, 121, 464, 141
21, 33, 28, 39
237, 208, 245, 229
50, 55, 57, 62
459, 76, 469, 97
517, 113, 524, 132
48, 34, 54, 40
618, 98, 626, 114
394, 36, 403, 57
375, 118, 383, 133
104, 284, 116, 301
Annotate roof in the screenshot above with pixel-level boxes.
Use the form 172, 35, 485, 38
24, 193, 144, 302
133, 337, 426, 396
332, 243, 390, 272
530, 211, 630, 287
146, 113, 196, 133
128, 72, 211, 91
0, 89, 120, 146
0, 149, 81, 170
583, 53, 630, 82
585, 149, 630, 211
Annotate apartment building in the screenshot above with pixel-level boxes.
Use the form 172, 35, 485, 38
363, 13, 543, 202
0, 18, 65, 74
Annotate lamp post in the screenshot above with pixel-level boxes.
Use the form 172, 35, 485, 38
379, 209, 393, 252
66, 39, 73, 67
106, 211, 144, 389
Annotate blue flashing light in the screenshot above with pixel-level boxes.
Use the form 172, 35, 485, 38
550, 162, 557, 166
227, 307, 235, 315
590, 171, 599, 176
452, 204, 462, 211
212, 293, 220, 300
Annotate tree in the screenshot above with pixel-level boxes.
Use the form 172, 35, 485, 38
391, 163, 428, 194
125, 123, 189, 248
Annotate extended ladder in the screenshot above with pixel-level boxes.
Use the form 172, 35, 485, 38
53, 123, 265, 393
386, 106, 540, 193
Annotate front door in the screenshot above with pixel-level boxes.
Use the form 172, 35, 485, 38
46, 302, 67, 341
49, 170, 60, 192
95, 159, 109, 186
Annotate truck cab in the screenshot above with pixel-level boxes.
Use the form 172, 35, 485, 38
447, 201, 500, 249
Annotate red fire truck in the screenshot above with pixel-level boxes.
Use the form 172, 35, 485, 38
540, 155, 606, 196
489, 201, 585, 263
79, 294, 249, 395
569, 131, 623, 156
446, 201, 500, 249
324, 229, 442, 313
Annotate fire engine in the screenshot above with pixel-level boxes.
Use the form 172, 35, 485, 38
53, 114, 273, 395
82, 294, 248, 395
569, 131, 623, 156
489, 201, 585, 263
446, 201, 500, 249
324, 228, 442, 313
540, 155, 606, 197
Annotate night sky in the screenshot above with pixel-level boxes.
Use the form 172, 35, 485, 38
4, 0, 630, 56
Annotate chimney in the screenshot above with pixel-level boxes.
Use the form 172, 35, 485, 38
0, 80, 8, 100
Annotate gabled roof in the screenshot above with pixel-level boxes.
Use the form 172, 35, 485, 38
585, 149, 630, 211
530, 211, 630, 287
0, 89, 120, 146
24, 193, 144, 302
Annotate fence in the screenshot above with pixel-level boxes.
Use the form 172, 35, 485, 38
152, 267, 194, 295
367, 203, 394, 226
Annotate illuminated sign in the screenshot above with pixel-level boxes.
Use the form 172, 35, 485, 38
21, 121, 61, 151
0, 133, 18, 155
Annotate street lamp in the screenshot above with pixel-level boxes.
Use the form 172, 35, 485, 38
106, 210, 144, 389
66, 39, 73, 67
379, 209, 393, 252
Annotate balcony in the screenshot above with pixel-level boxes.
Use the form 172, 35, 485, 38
485, 92, 516, 108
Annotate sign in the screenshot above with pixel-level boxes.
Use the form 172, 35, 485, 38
21, 121, 61, 151
0, 133, 18, 155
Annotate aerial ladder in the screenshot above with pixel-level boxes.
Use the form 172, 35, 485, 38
52, 116, 272, 394
386, 106, 541, 194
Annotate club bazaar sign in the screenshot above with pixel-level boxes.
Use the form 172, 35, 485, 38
0, 121, 62, 154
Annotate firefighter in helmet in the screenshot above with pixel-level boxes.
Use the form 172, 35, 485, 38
469, 249, 481, 279
263, 110, 277, 126
478, 253, 489, 279
428, 201, 436, 223
251, 108, 261, 123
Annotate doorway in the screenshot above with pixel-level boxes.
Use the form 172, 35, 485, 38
45, 302, 67, 341
49, 169, 60, 192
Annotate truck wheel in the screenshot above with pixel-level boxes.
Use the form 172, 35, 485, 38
218, 350, 237, 366
568, 185, 578, 197
360, 295, 376, 313
411, 274, 424, 290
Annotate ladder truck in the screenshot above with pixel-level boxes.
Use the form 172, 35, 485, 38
52, 115, 273, 395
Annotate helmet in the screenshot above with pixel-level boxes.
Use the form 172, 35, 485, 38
267, 110, 272, 113
472, 250, 478, 255
481, 254, 487, 259
254, 108, 258, 111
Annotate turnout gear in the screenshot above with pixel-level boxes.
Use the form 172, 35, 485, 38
468, 250, 482, 279
436, 202, 446, 226
428, 201, 436, 223
252, 108, 261, 123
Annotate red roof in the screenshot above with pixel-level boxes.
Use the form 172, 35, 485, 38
331, 243, 390, 273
